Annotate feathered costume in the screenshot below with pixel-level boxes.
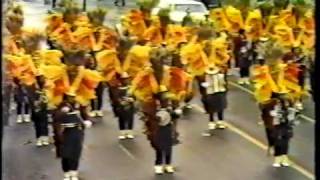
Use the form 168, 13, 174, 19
122, 45, 152, 78
95, 49, 122, 83
180, 43, 209, 77
224, 6, 244, 34
244, 10, 264, 41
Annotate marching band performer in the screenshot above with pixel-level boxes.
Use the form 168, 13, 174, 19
27, 76, 50, 146
13, 78, 31, 123
115, 73, 136, 139
153, 107, 175, 174
201, 65, 228, 136
55, 95, 92, 180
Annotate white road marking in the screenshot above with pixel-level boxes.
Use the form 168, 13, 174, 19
192, 104, 314, 180
119, 144, 136, 161
229, 81, 315, 124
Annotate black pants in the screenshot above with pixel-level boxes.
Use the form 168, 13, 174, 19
155, 147, 172, 165
265, 128, 274, 147
91, 83, 104, 111
274, 139, 289, 156
62, 158, 79, 172
118, 107, 134, 130
209, 111, 224, 122
32, 112, 49, 138
239, 67, 250, 78
17, 102, 29, 115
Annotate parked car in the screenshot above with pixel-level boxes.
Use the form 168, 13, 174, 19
193, 0, 221, 9
151, 0, 209, 23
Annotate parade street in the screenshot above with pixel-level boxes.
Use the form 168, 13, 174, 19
2, 0, 315, 180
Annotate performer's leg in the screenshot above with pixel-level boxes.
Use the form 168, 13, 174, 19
118, 114, 126, 139
164, 147, 175, 173
16, 101, 23, 123
23, 102, 31, 122
154, 148, 164, 174
125, 107, 135, 139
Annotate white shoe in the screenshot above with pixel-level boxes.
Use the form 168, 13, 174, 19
185, 104, 193, 109
295, 102, 303, 110
118, 131, 126, 140
36, 138, 43, 147
24, 114, 31, 122
154, 165, 164, 174
164, 165, 175, 173
96, 110, 104, 117
281, 155, 290, 167
208, 122, 216, 130
63, 172, 71, 180
16, 115, 23, 123
238, 78, 244, 85
69, 171, 79, 180
42, 136, 50, 146
244, 78, 250, 85
216, 121, 226, 129
88, 111, 96, 117
272, 156, 281, 167
126, 130, 135, 139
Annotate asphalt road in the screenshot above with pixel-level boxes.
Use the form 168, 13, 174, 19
2, 0, 315, 179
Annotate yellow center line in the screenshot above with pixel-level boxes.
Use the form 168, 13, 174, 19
192, 104, 314, 180
229, 81, 315, 124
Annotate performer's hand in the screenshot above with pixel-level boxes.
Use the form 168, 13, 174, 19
84, 120, 93, 128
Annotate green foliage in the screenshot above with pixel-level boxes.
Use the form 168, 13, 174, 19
258, 1, 274, 17
158, 8, 171, 26
273, 0, 289, 9
136, 0, 159, 10
87, 7, 108, 27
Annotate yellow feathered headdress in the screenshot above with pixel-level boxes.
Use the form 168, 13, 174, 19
296, 10, 315, 49
245, 10, 263, 41
5, 53, 37, 86
45, 13, 64, 34
161, 66, 192, 101
96, 49, 122, 82
93, 27, 119, 51
180, 43, 209, 76
278, 6, 296, 27
67, 66, 104, 106
165, 25, 188, 49
143, 16, 163, 46
38, 49, 63, 66
125, 9, 147, 40
38, 64, 70, 108
224, 6, 244, 33
129, 67, 159, 103
273, 24, 295, 47
123, 45, 152, 78
210, 8, 230, 32
72, 26, 96, 51
208, 37, 230, 68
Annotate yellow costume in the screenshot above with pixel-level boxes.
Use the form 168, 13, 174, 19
208, 37, 230, 70
210, 8, 230, 32
38, 64, 70, 108
165, 25, 188, 49
224, 6, 244, 34
67, 66, 103, 106
143, 16, 163, 46
129, 68, 159, 103
96, 49, 122, 82
5, 53, 37, 86
180, 43, 209, 77
245, 10, 263, 41
123, 45, 151, 78
273, 24, 295, 47
161, 66, 192, 101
